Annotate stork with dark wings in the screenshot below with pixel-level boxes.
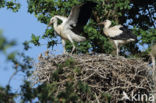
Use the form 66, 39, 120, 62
98, 20, 137, 56
48, 1, 97, 54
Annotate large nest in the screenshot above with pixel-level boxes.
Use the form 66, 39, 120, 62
31, 54, 154, 103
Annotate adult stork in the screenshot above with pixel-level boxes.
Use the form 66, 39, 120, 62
98, 20, 137, 56
150, 44, 156, 70
48, 1, 97, 54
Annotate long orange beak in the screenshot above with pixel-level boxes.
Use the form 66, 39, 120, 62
48, 21, 53, 27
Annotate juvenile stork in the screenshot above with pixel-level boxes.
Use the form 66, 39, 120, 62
98, 20, 137, 56
150, 44, 156, 70
48, 1, 96, 54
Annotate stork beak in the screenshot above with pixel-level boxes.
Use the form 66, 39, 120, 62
48, 21, 53, 27
97, 22, 104, 25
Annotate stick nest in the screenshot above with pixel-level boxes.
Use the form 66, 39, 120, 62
31, 54, 153, 103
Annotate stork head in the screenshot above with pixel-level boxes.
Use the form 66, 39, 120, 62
48, 17, 57, 26
98, 20, 111, 28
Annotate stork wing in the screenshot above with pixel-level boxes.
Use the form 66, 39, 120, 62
104, 25, 123, 37
65, 1, 97, 34
110, 27, 137, 40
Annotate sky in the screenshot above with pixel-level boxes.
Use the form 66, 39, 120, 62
0, 0, 62, 93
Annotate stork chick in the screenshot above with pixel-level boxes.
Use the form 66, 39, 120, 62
98, 20, 137, 56
48, 1, 97, 54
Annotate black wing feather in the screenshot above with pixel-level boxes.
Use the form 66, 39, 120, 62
110, 27, 137, 40
71, 1, 97, 34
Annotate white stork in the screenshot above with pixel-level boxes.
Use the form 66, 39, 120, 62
48, 1, 97, 54
98, 20, 137, 56
150, 44, 156, 70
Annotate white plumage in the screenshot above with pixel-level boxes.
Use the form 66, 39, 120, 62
48, 2, 96, 54
98, 20, 137, 56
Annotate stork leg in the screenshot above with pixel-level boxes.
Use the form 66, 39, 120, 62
67, 35, 76, 54
152, 56, 155, 71
152, 57, 155, 70
151, 56, 156, 103
114, 41, 119, 57
116, 46, 119, 57
62, 39, 67, 54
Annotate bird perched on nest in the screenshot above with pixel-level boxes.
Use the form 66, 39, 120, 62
48, 1, 97, 54
98, 20, 137, 56
150, 44, 156, 70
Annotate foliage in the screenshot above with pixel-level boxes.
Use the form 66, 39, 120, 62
31, 34, 40, 46
0, 85, 16, 103
0, 31, 16, 54
0, 0, 20, 12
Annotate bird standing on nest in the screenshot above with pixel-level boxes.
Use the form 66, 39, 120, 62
98, 20, 137, 56
48, 1, 97, 54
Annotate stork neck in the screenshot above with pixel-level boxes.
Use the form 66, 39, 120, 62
53, 19, 58, 30
103, 25, 110, 37
104, 24, 111, 29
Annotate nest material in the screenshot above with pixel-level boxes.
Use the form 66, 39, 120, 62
32, 54, 153, 103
